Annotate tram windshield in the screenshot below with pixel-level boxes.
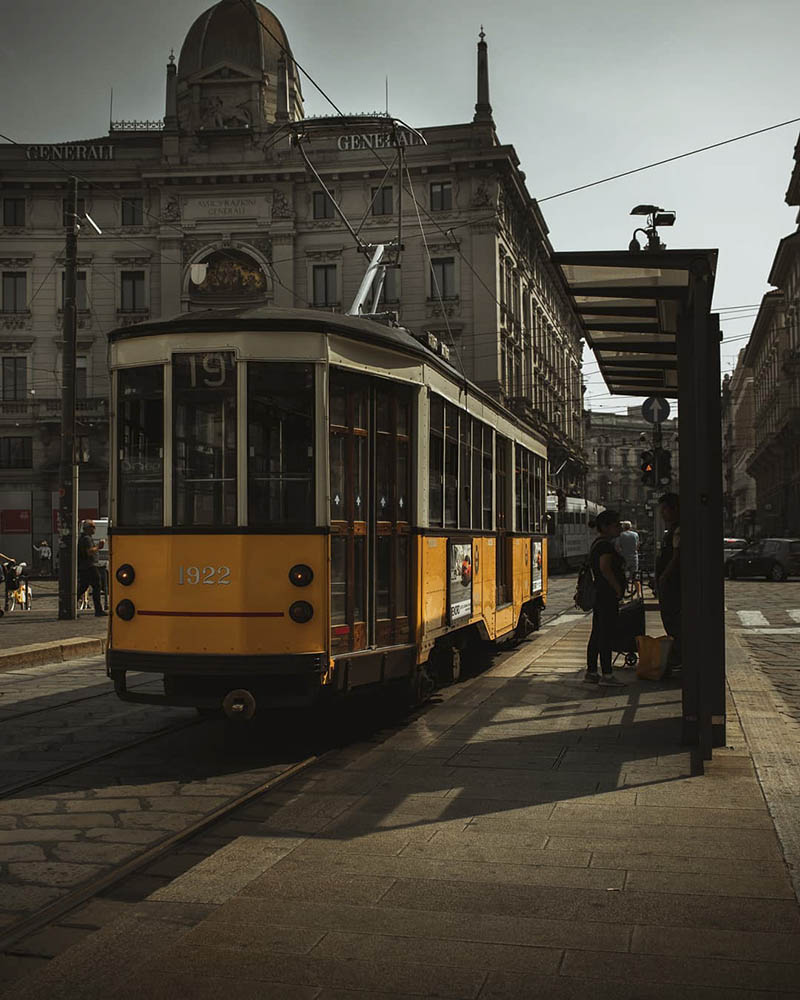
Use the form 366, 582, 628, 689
248, 363, 314, 526
173, 352, 237, 526
116, 366, 164, 527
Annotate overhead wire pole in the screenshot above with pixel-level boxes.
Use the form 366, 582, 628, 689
58, 177, 78, 620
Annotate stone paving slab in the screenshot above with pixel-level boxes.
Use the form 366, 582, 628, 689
4, 613, 800, 999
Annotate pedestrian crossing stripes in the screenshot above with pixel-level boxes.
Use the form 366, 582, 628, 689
737, 611, 770, 627
734, 609, 800, 633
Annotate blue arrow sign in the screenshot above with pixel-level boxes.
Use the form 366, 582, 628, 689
642, 396, 670, 424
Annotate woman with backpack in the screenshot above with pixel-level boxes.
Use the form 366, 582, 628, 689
585, 510, 626, 687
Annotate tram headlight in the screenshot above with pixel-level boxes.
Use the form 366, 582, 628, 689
288, 564, 314, 587
116, 599, 136, 621
116, 564, 135, 586
289, 600, 313, 623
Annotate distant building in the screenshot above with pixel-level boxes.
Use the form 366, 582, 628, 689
584, 406, 679, 528
0, 0, 587, 558
721, 350, 756, 537
742, 122, 800, 538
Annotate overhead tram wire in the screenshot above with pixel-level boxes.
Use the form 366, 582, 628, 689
538, 115, 800, 202
403, 157, 466, 381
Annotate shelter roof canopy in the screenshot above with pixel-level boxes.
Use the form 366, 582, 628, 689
555, 249, 717, 399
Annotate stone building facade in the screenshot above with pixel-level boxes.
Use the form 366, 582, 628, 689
721, 350, 756, 538
742, 126, 800, 538
584, 406, 679, 528
0, 0, 586, 560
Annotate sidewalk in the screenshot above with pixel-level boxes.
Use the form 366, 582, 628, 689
6, 613, 800, 999
0, 582, 107, 669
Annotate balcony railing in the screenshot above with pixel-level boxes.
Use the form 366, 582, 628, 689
0, 397, 107, 422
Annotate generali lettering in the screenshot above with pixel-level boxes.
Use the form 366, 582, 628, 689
337, 130, 424, 152
26, 145, 115, 161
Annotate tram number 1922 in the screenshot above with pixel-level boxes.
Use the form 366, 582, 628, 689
178, 566, 231, 585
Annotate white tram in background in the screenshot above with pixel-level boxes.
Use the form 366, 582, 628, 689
545, 495, 605, 572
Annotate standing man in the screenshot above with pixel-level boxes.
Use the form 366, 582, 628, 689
77, 520, 107, 616
656, 493, 681, 670
33, 539, 52, 577
615, 520, 640, 597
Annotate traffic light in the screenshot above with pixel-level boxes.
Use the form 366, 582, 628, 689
657, 449, 672, 486
640, 450, 655, 487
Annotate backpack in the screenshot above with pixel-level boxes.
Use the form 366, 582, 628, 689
574, 541, 600, 611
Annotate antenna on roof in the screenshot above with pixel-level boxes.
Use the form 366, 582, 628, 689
109, 88, 113, 131
385, 76, 389, 116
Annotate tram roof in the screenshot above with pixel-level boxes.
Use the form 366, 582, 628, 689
552, 249, 718, 399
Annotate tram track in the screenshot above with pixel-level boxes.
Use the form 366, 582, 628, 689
0, 751, 324, 955
0, 675, 161, 726
0, 715, 204, 801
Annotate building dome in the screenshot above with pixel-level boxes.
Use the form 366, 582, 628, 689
176, 0, 303, 129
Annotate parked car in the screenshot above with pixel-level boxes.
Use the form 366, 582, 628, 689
723, 538, 748, 564
727, 538, 800, 581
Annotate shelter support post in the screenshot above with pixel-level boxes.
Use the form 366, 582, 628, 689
678, 260, 725, 755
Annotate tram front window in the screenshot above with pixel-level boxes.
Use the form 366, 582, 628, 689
248, 363, 314, 526
173, 352, 236, 527
117, 366, 164, 526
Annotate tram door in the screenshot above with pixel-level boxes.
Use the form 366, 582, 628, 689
329, 370, 412, 657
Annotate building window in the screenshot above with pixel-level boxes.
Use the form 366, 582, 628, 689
430, 181, 452, 212
3, 198, 25, 227
76, 357, 88, 398
61, 270, 88, 311
1, 272, 26, 313
313, 190, 335, 219
0, 437, 32, 469
62, 198, 86, 228
312, 264, 337, 307
430, 257, 456, 299
371, 186, 393, 216
120, 270, 146, 312
2, 357, 27, 400
121, 197, 144, 226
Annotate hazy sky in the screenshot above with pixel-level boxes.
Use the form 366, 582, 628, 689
2, 0, 798, 413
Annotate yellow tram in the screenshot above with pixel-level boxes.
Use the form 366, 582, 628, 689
106, 307, 548, 715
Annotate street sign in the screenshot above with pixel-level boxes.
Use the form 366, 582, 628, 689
642, 396, 670, 424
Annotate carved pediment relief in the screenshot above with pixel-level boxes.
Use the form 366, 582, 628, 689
182, 60, 262, 86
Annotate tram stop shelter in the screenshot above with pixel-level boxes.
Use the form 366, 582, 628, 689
554, 248, 724, 760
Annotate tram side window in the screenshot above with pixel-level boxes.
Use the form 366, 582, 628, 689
248, 363, 314, 527
482, 426, 493, 529
429, 396, 444, 528
173, 352, 236, 527
496, 436, 509, 605
444, 403, 458, 529
515, 445, 544, 533
117, 366, 163, 526
534, 453, 545, 532
471, 418, 482, 529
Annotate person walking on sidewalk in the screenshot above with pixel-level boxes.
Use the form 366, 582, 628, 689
77, 520, 107, 617
656, 492, 681, 670
585, 510, 626, 687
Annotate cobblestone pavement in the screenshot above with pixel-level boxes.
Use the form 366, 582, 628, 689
0, 654, 314, 944
1, 582, 107, 650
725, 579, 800, 728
